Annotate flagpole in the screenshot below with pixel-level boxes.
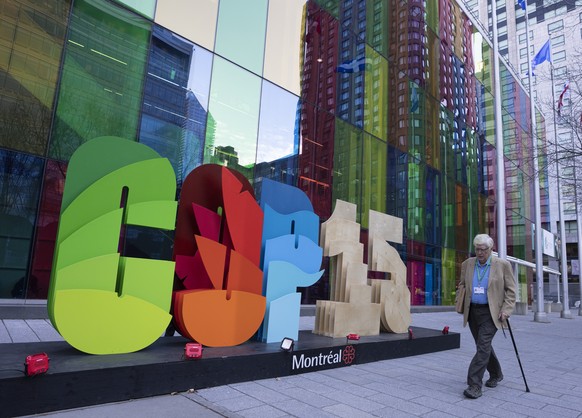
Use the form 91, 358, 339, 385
491, 0, 507, 259
549, 40, 573, 318
524, 0, 548, 322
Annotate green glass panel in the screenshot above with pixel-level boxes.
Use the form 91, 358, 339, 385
440, 106, 455, 180
333, 123, 387, 228
466, 128, 478, 190
332, 118, 362, 224
442, 177, 456, 249
426, 96, 440, 170
483, 91, 496, 145
50, 0, 150, 161
364, 47, 388, 141
0, 0, 69, 155
215, 0, 268, 76
407, 161, 425, 242
113, 0, 155, 19
409, 81, 425, 163
366, 0, 389, 58
360, 133, 387, 228
426, 0, 439, 33
313, 0, 339, 18
441, 247, 456, 305
204, 56, 261, 178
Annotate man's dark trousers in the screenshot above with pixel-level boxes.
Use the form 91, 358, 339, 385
467, 304, 502, 387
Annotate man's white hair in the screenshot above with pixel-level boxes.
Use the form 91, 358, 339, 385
473, 234, 494, 249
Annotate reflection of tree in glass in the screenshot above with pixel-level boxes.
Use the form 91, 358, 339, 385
0, 99, 51, 156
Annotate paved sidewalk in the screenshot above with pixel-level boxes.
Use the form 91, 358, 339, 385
5, 310, 582, 417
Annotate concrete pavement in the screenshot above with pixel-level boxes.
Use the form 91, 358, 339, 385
3, 310, 582, 417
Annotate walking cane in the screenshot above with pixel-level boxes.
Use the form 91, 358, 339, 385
506, 318, 530, 392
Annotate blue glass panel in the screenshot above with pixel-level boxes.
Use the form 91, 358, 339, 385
139, 26, 213, 186
0, 150, 43, 298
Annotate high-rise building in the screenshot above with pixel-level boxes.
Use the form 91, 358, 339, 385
0, 0, 552, 307
468, 0, 581, 304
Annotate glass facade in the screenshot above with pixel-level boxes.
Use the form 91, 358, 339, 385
0, 0, 549, 305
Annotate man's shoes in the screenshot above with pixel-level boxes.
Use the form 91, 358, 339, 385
463, 385, 482, 399
485, 376, 503, 388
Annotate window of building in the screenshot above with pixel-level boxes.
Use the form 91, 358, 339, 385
520, 47, 528, 59
548, 20, 564, 33
553, 50, 566, 63
566, 221, 578, 234
553, 34, 565, 47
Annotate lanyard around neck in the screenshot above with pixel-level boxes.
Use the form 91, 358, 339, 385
475, 259, 490, 285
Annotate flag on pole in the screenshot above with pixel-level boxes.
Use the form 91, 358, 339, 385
410, 85, 419, 113
517, 0, 526, 10
557, 82, 569, 116
335, 57, 371, 73
531, 39, 551, 76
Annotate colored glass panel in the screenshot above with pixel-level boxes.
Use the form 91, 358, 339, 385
204, 56, 261, 177
49, 0, 150, 161
360, 133, 387, 228
386, 145, 408, 222
256, 81, 299, 186
441, 247, 456, 305
298, 102, 335, 220
0, 150, 43, 298
364, 47, 388, 141
408, 161, 425, 242
139, 26, 212, 186
426, 0, 439, 33
425, 95, 440, 170
0, 0, 69, 155
154, 0, 218, 52
215, 0, 268, 76
332, 118, 362, 223
263, 0, 305, 96
113, 0, 155, 19
442, 176, 456, 249
366, 0, 389, 58
30, 159, 67, 300
425, 166, 441, 245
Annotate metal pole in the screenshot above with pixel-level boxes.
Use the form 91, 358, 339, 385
524, 0, 548, 322
491, 0, 507, 259
577, 188, 582, 315
506, 318, 530, 393
549, 53, 572, 319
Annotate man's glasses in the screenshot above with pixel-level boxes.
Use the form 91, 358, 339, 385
475, 247, 490, 253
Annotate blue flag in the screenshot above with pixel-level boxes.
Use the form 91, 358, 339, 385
336, 57, 371, 73
517, 0, 526, 10
531, 39, 551, 75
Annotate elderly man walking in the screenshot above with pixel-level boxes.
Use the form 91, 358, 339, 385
458, 233, 516, 399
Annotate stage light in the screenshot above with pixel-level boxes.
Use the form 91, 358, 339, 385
184, 343, 203, 359
442, 326, 449, 335
280, 337, 294, 352
346, 333, 360, 341
24, 353, 49, 376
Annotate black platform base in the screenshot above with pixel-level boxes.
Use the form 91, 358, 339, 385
0, 327, 459, 417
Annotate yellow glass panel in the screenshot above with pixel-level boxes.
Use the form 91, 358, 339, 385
154, 0, 218, 51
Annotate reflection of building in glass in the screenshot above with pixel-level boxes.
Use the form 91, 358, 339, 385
0, 0, 556, 307
140, 26, 205, 186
